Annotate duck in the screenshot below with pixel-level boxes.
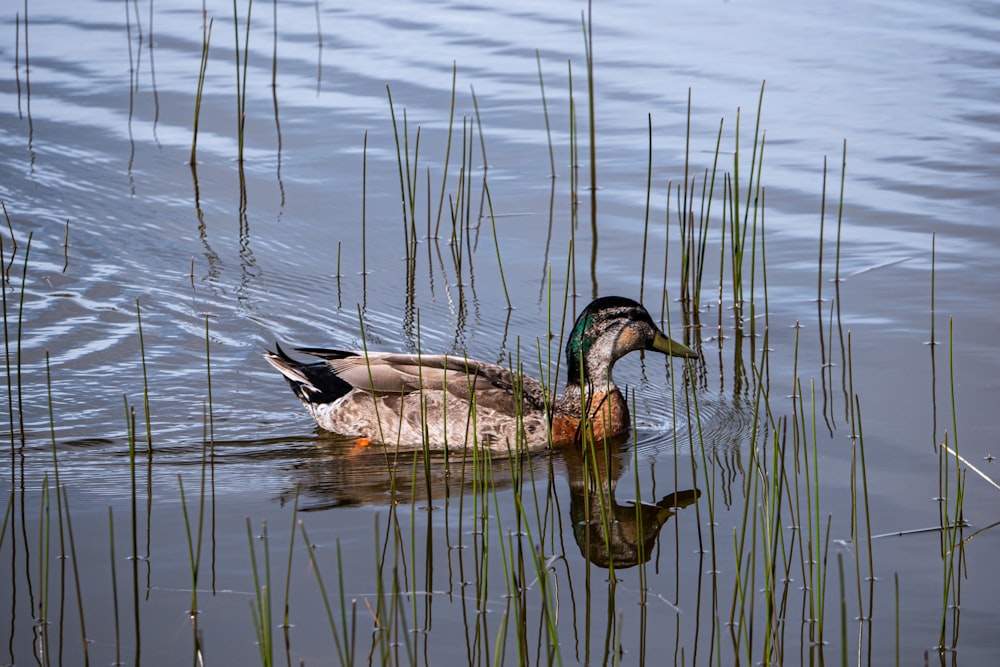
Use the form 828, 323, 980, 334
264, 296, 697, 450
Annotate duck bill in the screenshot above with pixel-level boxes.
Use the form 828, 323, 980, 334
651, 331, 698, 358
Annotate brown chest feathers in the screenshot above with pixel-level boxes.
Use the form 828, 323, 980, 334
550, 389, 629, 447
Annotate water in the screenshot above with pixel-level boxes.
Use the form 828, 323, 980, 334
2, 0, 999, 664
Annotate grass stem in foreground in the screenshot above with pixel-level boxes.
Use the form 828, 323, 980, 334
62, 486, 90, 666
299, 521, 348, 664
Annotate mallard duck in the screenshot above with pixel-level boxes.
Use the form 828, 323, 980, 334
264, 296, 696, 450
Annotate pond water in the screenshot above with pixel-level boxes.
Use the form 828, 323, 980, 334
2, 0, 999, 664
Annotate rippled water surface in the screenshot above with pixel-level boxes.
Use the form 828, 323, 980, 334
2, 0, 999, 664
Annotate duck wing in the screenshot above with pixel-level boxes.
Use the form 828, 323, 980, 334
293, 347, 550, 412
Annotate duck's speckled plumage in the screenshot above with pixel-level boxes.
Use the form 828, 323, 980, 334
264, 296, 697, 450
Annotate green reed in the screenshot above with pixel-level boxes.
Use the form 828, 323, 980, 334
431, 62, 458, 238
629, 402, 648, 657
936, 316, 965, 653
489, 457, 519, 664
0, 488, 10, 547
841, 316, 875, 647
233, 0, 252, 166
60, 486, 89, 665
386, 85, 419, 252
834, 140, 847, 286
108, 505, 121, 667
677, 90, 721, 318
36, 475, 52, 661
134, 301, 151, 629
173, 318, 216, 661
134, 300, 153, 450
302, 522, 352, 664
246, 518, 273, 666
60, 218, 69, 272
41, 352, 64, 664
518, 455, 562, 661
190, 16, 213, 165
483, 182, 512, 310
279, 490, 299, 661
730, 84, 766, 319
410, 313, 430, 639
176, 473, 201, 607
270, 0, 283, 187
581, 2, 597, 238
125, 396, 143, 665
9, 231, 32, 442
535, 49, 556, 179
567, 59, 578, 300
894, 572, 901, 667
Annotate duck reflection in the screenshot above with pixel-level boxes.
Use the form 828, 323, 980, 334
276, 434, 551, 510
559, 438, 700, 569
274, 432, 698, 569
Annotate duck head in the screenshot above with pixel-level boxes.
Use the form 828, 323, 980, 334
565, 296, 696, 388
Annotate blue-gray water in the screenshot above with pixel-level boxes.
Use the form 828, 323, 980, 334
2, 0, 999, 664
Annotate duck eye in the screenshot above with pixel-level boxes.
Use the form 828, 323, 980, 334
615, 326, 642, 353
